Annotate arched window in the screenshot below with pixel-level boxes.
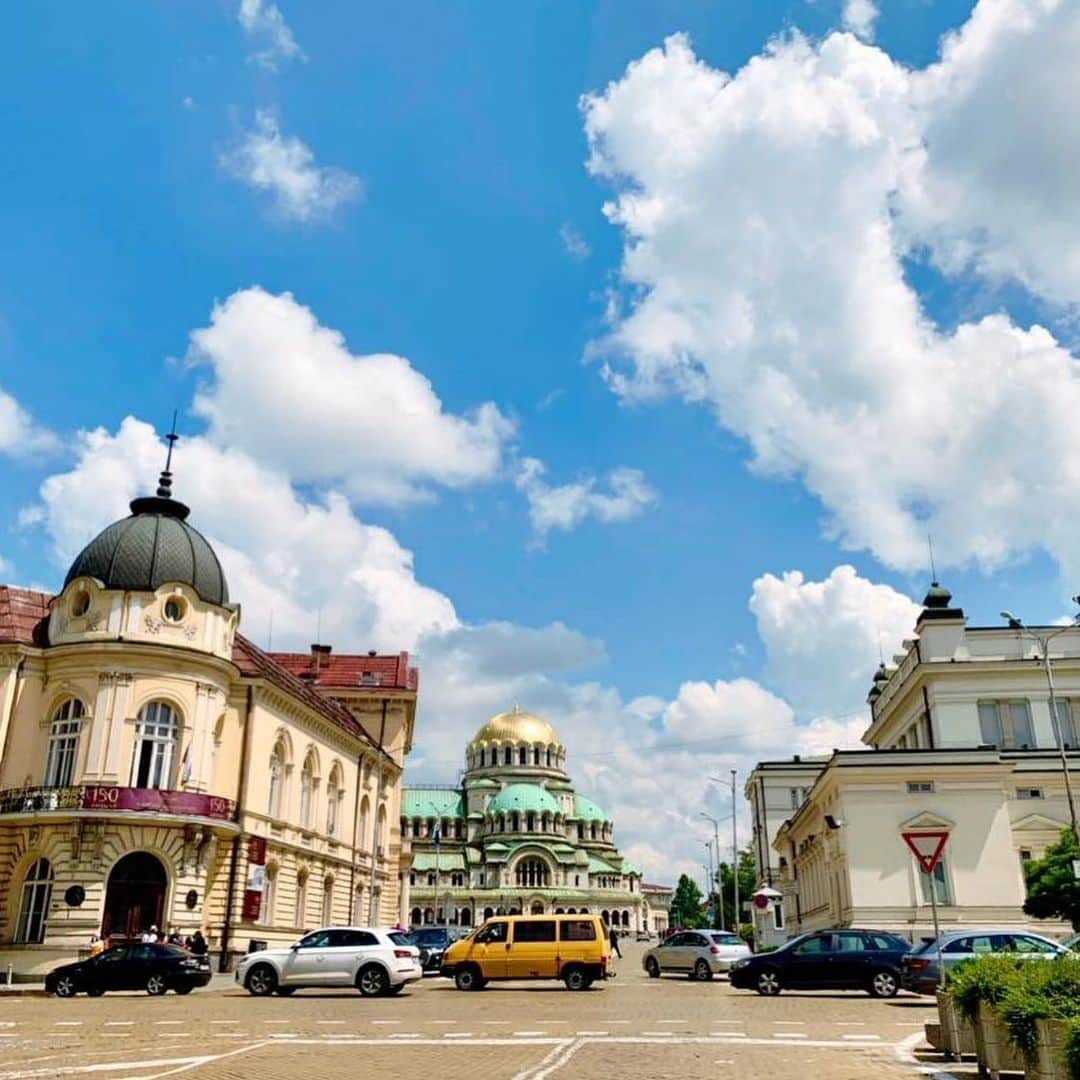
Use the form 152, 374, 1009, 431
591, 823, 597, 841
518, 747, 527, 765
262, 865, 278, 925
546, 748, 552, 767
130, 702, 178, 789
533, 747, 540, 766
358, 796, 371, 851
483, 907, 494, 921
321, 877, 334, 925
509, 811, 520, 832
15, 857, 53, 943
44, 699, 84, 788
267, 740, 286, 818
451, 872, 464, 887
526, 812, 535, 832
294, 871, 308, 927
411, 906, 422, 927
299, 753, 317, 829
427, 872, 436, 887
515, 858, 549, 888
376, 804, 388, 855
424, 907, 434, 924
459, 908, 472, 927
503, 746, 512, 765
326, 765, 343, 836
353, 886, 365, 923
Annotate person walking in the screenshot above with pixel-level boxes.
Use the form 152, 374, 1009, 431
609, 925, 622, 959
189, 930, 208, 956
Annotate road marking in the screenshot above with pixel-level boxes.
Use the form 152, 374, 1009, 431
54, 1022, 82, 1027
214, 1034, 247, 1039
843, 1034, 882, 1041
155, 1021, 183, 1026
774, 1032, 809, 1039
514, 1031, 548, 1037
372, 1020, 401, 1025
261, 1021, 289, 1025
104, 1022, 133, 1027
267, 1033, 299, 1039
209, 1021, 238, 1026
641, 1031, 674, 1036
836, 1021, 866, 1026
426, 1020, 456, 1025
711, 1032, 747, 1038
102, 1035, 130, 1039
657, 1020, 688, 1024
316, 1021, 345, 1025
443, 1032, 474, 1038
575, 1031, 608, 1036
773, 1020, 806, 1025
388, 1033, 421, 1039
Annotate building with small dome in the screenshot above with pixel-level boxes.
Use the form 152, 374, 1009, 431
402, 707, 666, 933
0, 451, 420, 976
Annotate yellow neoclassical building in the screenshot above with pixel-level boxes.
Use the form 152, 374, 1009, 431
0, 458, 417, 976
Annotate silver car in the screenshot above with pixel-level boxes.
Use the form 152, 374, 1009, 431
900, 929, 1068, 995
644, 930, 751, 980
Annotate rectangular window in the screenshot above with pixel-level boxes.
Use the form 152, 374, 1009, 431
560, 919, 596, 942
978, 700, 1037, 749
790, 788, 800, 809
1019, 848, 1033, 862
772, 902, 783, 930
907, 781, 935, 794
513, 920, 556, 943
1054, 701, 1079, 749
1016, 788, 1043, 800
918, 860, 951, 905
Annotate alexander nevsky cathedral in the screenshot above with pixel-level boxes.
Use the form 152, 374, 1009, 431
402, 707, 669, 934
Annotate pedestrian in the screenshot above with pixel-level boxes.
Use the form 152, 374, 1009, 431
189, 930, 208, 956
141, 925, 158, 944
609, 925, 622, 958
89, 933, 105, 957
167, 926, 183, 946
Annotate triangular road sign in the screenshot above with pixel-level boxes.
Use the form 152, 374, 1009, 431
902, 830, 949, 874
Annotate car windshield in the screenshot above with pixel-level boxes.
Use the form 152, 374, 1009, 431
409, 929, 446, 945
909, 940, 936, 955
710, 934, 743, 946
387, 932, 412, 947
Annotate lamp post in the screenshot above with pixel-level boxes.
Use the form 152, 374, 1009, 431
699, 812, 724, 930
1000, 610, 1080, 845
709, 774, 741, 934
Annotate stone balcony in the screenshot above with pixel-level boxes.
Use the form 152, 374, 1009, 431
0, 784, 238, 826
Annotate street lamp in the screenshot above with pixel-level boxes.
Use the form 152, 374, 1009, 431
699, 812, 725, 930
1000, 609, 1080, 844
709, 773, 740, 935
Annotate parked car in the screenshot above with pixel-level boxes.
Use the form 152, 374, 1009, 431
46, 943, 212, 997
235, 927, 421, 997
408, 926, 465, 973
643, 930, 751, 980
729, 929, 912, 997
900, 930, 1069, 995
441, 914, 610, 991
635, 930, 653, 942
1062, 932, 1080, 953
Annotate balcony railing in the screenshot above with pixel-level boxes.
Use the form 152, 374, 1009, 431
0, 785, 237, 821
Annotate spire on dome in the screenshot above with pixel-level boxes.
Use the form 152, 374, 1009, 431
128, 413, 190, 521
156, 410, 179, 498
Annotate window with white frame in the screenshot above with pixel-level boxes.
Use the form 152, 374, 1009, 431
978, 700, 1036, 749
326, 766, 342, 836
322, 877, 334, 925
918, 860, 951, 905
294, 872, 308, 927
262, 865, 277, 925
299, 753, 316, 829
130, 701, 179, 789
267, 741, 285, 818
15, 857, 53, 944
1053, 700, 1079, 749
772, 901, 784, 930
44, 699, 84, 787
907, 781, 935, 794
1016, 787, 1044, 800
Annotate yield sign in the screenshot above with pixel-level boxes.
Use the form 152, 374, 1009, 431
902, 831, 949, 874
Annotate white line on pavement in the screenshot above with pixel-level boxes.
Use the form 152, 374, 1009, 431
513, 1031, 548, 1037
443, 1033, 474, 1039
53, 1022, 82, 1027
209, 1021, 237, 1026
104, 1022, 133, 1027
836, 1021, 866, 1026
154, 1021, 183, 1026
657, 1020, 687, 1024
842, 1034, 882, 1041
774, 1033, 808, 1039
213, 1034, 247, 1039
371, 1020, 401, 1025
575, 1031, 608, 1036
426, 1021, 456, 1025
772, 1021, 806, 1025
316, 1021, 345, 1025
711, 1032, 747, 1038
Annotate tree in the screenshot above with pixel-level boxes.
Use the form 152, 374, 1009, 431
715, 849, 757, 932
669, 874, 706, 929
1023, 828, 1080, 929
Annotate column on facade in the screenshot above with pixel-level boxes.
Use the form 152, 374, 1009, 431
101, 674, 132, 780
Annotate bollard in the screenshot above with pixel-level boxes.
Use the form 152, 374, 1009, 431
5, 963, 12, 986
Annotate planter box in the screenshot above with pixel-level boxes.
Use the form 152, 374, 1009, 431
973, 1005, 1026, 1080
936, 991, 977, 1060
1025, 1019, 1070, 1080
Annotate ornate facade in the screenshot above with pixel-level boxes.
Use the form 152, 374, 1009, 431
402, 707, 657, 932
0, 460, 417, 975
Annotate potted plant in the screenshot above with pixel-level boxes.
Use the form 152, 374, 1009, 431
949, 954, 1026, 1077
999, 957, 1080, 1080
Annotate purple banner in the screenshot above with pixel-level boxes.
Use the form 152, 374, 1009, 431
81, 786, 234, 821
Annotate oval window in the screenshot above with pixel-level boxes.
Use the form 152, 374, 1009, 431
71, 591, 90, 618
163, 598, 186, 623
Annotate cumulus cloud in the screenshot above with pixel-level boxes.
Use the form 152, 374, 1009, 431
188, 287, 514, 505
582, 10, 1080, 582
0, 387, 58, 458
222, 111, 360, 222
750, 565, 921, 716
238, 0, 305, 70
514, 456, 656, 541
841, 0, 879, 40
559, 223, 591, 260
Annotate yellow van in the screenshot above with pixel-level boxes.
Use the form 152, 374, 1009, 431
440, 914, 611, 991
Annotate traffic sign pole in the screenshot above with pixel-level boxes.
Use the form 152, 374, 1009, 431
926, 869, 943, 988
902, 830, 950, 989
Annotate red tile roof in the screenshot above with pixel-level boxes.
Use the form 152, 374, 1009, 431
268, 649, 419, 692
0, 587, 51, 646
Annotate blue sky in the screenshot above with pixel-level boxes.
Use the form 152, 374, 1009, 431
3, 0, 1079, 878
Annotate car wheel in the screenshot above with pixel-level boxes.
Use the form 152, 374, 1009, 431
174, 985, 194, 996
387, 984, 406, 995
146, 973, 168, 996
357, 964, 389, 997
54, 975, 78, 998
418, 948, 431, 968
454, 965, 483, 992
756, 969, 782, 996
870, 969, 899, 998
694, 959, 713, 981
274, 987, 297, 996
86, 986, 105, 998
245, 964, 278, 997
645, 957, 660, 979
563, 966, 589, 991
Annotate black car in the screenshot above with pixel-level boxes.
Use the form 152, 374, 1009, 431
45, 943, 212, 997
408, 927, 464, 973
728, 929, 912, 998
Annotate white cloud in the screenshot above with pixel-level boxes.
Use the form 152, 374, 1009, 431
188, 287, 514, 505
841, 0, 879, 41
222, 111, 360, 222
238, 0, 305, 70
0, 387, 58, 458
514, 456, 656, 541
582, 15, 1080, 582
750, 565, 921, 716
559, 223, 591, 260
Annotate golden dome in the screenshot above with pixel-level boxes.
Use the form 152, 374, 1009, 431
469, 705, 562, 747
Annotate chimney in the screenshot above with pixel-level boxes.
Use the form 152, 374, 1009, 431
311, 643, 332, 674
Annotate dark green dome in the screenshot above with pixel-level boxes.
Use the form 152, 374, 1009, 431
64, 494, 229, 606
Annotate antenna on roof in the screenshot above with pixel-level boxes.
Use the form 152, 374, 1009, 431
157, 411, 179, 498
927, 533, 937, 583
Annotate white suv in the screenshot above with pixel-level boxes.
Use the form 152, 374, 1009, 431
236, 927, 422, 997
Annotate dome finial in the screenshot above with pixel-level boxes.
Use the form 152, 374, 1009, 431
156, 411, 179, 499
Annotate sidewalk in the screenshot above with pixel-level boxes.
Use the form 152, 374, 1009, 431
0, 972, 238, 997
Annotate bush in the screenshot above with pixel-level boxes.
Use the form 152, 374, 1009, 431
995, 956, 1080, 1061
1064, 1018, 1080, 1080
948, 954, 1025, 1022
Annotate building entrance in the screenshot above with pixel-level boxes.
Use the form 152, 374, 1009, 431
102, 852, 167, 939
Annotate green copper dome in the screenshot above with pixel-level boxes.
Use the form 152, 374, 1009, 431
488, 783, 560, 816
64, 487, 229, 607
573, 794, 608, 823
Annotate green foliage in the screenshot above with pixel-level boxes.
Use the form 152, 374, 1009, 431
998, 957, 1080, 1056
714, 849, 757, 930
1064, 1018, 1080, 1080
1023, 828, 1080, 930
669, 874, 706, 929
947, 954, 1026, 1022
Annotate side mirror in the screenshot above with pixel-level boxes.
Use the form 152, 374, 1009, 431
290, 943, 299, 951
